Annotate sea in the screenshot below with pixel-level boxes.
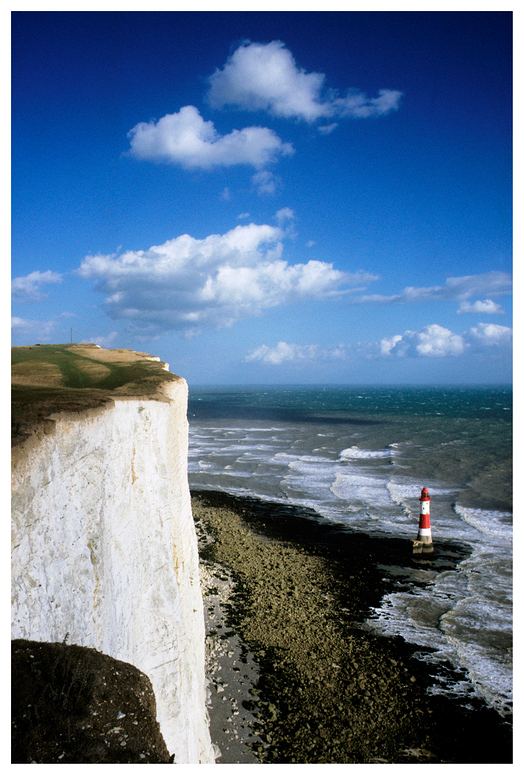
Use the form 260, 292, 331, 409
187, 384, 513, 718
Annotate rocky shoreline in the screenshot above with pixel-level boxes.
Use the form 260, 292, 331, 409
192, 489, 512, 764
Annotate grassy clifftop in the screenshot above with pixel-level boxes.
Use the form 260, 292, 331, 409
12, 343, 179, 445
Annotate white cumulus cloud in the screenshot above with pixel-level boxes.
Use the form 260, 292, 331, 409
457, 298, 504, 315
127, 104, 294, 169
467, 323, 512, 348
380, 334, 403, 355
380, 322, 512, 359
12, 270, 62, 301
244, 320, 513, 368
381, 324, 466, 358
78, 220, 359, 337
245, 341, 347, 365
207, 40, 402, 124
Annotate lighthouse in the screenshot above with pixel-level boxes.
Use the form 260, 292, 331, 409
413, 487, 434, 554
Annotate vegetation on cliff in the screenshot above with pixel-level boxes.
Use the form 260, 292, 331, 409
12, 640, 172, 763
11, 343, 178, 445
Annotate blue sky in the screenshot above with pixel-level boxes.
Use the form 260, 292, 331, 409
11, 10, 513, 385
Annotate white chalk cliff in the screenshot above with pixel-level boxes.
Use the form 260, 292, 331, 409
11, 347, 214, 763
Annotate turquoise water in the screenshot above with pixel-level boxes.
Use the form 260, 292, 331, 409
187, 385, 512, 716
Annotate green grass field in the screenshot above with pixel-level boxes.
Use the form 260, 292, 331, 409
11, 344, 175, 391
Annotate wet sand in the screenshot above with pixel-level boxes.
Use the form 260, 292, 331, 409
193, 489, 512, 765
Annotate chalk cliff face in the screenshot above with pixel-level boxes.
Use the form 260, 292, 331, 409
11, 347, 213, 763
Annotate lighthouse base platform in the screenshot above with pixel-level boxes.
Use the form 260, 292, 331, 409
412, 540, 434, 555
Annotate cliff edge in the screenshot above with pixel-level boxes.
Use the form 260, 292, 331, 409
11, 344, 214, 763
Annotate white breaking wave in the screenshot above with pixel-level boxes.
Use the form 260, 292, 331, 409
454, 503, 512, 542
339, 445, 394, 460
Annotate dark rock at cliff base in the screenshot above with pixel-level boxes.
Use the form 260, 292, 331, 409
11, 640, 172, 763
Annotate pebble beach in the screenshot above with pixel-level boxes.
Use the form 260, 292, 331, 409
192, 490, 512, 765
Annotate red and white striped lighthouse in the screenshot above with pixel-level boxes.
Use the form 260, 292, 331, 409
413, 487, 434, 554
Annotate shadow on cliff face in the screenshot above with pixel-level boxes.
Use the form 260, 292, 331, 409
11, 640, 172, 763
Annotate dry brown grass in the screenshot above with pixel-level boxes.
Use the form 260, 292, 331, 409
65, 344, 162, 364
11, 361, 64, 387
